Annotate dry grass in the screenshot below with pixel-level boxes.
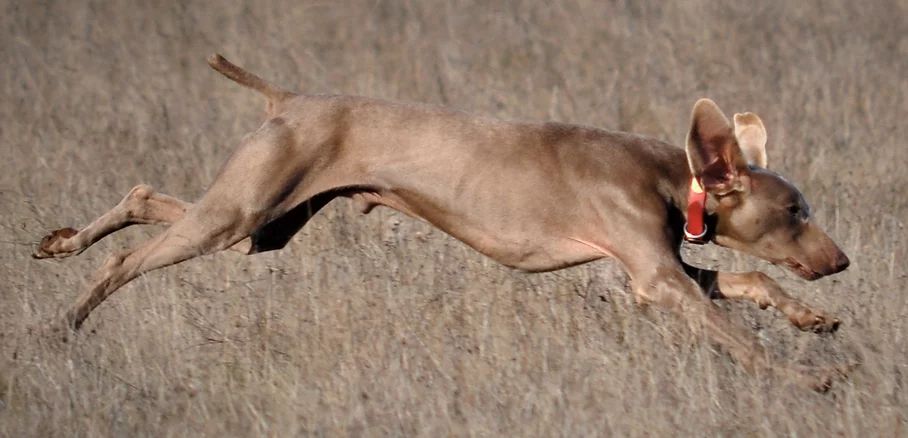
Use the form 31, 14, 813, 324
2, 0, 906, 435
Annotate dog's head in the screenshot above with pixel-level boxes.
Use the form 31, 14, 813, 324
685, 99, 849, 280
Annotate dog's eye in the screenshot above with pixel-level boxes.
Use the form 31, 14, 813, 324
787, 205, 801, 216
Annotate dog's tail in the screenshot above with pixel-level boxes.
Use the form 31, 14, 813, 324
207, 54, 294, 114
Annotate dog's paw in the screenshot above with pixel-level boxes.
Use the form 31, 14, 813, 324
28, 319, 76, 346
787, 363, 856, 393
33, 227, 80, 259
789, 308, 841, 333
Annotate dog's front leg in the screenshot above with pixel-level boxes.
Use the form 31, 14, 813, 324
683, 264, 840, 333
627, 262, 844, 390
630, 264, 770, 374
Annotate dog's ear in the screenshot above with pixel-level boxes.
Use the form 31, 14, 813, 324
686, 99, 748, 195
733, 112, 768, 168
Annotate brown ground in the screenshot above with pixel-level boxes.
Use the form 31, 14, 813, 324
2, 0, 906, 436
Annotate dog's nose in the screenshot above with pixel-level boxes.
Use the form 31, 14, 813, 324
833, 252, 850, 273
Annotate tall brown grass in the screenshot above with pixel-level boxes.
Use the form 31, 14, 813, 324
2, 0, 906, 435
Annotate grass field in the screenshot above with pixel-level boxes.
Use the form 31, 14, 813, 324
2, 0, 906, 435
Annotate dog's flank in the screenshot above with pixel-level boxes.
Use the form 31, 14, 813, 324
35, 54, 850, 390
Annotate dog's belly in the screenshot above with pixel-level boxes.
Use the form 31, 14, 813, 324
351, 190, 606, 272
458, 233, 606, 272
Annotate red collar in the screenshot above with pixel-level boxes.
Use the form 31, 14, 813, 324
684, 178, 709, 244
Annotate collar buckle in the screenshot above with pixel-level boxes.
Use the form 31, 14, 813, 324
683, 222, 709, 244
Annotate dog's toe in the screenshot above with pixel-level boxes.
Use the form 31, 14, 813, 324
815, 317, 841, 333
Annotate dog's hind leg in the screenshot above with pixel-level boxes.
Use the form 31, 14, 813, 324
34, 185, 189, 259
34, 184, 252, 259
55, 115, 344, 332
59, 205, 251, 333
55, 185, 339, 334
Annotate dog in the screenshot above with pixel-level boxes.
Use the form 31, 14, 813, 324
34, 54, 850, 389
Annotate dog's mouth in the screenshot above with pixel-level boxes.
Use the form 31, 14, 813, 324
780, 257, 823, 281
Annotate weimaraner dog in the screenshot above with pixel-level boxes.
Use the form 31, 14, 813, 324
35, 54, 850, 389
